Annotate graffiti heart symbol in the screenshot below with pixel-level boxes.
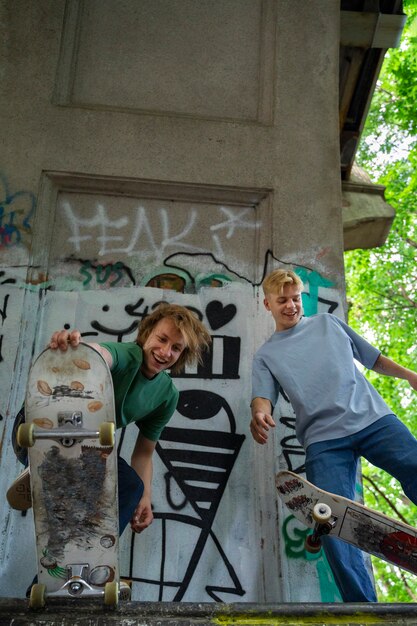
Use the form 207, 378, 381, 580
205, 301, 237, 330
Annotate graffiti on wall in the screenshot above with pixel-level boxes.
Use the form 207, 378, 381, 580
0, 174, 346, 601
61, 200, 260, 260
78, 259, 136, 288
0, 285, 27, 420
0, 173, 35, 250
0, 260, 344, 601
16, 285, 251, 601
126, 392, 246, 601
52, 197, 261, 290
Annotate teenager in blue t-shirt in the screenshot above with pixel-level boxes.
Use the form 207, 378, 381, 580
250, 269, 417, 602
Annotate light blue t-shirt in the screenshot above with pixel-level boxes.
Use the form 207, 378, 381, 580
252, 313, 392, 449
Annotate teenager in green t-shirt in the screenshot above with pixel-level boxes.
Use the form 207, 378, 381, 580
9, 304, 211, 538
49, 303, 211, 535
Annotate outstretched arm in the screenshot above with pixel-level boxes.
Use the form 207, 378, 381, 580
372, 354, 417, 391
130, 433, 156, 533
250, 397, 275, 444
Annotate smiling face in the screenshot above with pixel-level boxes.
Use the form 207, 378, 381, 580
140, 317, 187, 378
264, 283, 303, 332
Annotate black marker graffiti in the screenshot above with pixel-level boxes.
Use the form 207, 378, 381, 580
0, 271, 17, 285
205, 301, 237, 330
52, 296, 246, 601
163, 249, 312, 287
90, 319, 139, 342
172, 335, 241, 380
0, 294, 9, 325
279, 415, 305, 474
125, 390, 246, 601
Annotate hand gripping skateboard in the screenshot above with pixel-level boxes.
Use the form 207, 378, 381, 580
18, 343, 120, 608
276, 470, 417, 574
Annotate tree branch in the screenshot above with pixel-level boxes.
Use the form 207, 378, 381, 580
399, 286, 417, 308
399, 569, 417, 601
362, 473, 409, 524
405, 237, 417, 249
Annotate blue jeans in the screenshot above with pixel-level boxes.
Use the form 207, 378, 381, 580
118, 456, 144, 534
305, 414, 417, 602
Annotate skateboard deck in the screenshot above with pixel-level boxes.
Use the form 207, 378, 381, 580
276, 470, 417, 575
21, 343, 119, 607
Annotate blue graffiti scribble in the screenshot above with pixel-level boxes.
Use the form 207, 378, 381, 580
0, 172, 36, 247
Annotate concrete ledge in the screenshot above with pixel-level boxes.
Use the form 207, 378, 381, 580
1, 600, 417, 626
342, 170, 395, 251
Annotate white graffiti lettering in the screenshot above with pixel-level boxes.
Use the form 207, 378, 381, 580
61, 200, 260, 264
210, 207, 259, 239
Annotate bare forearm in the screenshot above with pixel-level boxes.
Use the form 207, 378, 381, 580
130, 440, 155, 533
372, 355, 417, 390
373, 355, 411, 379
131, 452, 153, 497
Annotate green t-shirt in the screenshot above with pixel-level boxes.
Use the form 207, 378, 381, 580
100, 341, 179, 441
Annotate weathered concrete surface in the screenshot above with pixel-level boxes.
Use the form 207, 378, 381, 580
0, 601, 417, 626
1, 1, 344, 601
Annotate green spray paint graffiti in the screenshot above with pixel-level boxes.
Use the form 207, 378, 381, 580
282, 514, 341, 601
295, 268, 336, 316
282, 514, 309, 559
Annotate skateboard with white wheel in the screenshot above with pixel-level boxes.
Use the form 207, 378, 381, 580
276, 470, 417, 574
18, 343, 121, 609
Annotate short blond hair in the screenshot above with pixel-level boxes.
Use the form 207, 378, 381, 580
137, 303, 211, 374
262, 269, 303, 296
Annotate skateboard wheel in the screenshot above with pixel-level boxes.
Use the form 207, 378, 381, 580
99, 422, 115, 446
29, 583, 46, 609
17, 423, 35, 448
312, 502, 332, 523
305, 534, 322, 554
104, 580, 119, 607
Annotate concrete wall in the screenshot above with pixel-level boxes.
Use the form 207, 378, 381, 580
0, 0, 346, 602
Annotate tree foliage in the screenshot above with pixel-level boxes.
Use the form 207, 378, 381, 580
344, 0, 417, 602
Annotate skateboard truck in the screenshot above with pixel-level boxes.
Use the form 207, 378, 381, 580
305, 502, 337, 553
58, 411, 83, 447
61, 564, 120, 606
17, 418, 115, 448
58, 411, 83, 427
30, 564, 120, 608
64, 563, 90, 596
